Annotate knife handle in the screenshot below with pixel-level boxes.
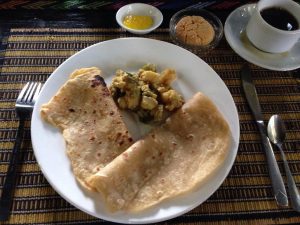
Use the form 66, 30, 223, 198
257, 121, 288, 207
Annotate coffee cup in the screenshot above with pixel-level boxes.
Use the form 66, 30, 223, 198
246, 0, 300, 53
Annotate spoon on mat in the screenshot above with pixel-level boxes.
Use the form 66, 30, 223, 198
268, 115, 300, 212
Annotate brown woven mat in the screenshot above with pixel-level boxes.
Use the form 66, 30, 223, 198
0, 28, 300, 224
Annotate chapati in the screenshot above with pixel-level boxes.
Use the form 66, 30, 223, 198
88, 92, 231, 212
40, 67, 133, 189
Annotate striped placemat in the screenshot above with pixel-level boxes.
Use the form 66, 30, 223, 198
0, 28, 300, 225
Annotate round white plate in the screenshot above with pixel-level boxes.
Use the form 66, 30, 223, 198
31, 38, 239, 224
224, 3, 300, 71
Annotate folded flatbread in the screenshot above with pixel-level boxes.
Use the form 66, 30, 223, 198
88, 92, 231, 212
40, 67, 133, 189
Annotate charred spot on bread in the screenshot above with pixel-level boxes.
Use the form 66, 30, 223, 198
91, 75, 106, 88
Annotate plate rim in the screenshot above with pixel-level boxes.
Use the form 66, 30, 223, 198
224, 3, 300, 71
31, 37, 240, 224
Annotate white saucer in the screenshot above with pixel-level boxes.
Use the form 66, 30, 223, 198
224, 3, 300, 71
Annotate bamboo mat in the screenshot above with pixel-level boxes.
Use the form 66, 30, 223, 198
0, 28, 300, 225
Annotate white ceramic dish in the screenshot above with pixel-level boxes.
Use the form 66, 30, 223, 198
116, 3, 163, 35
224, 3, 300, 71
31, 38, 240, 224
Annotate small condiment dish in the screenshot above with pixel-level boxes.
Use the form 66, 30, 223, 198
170, 8, 223, 53
116, 3, 163, 35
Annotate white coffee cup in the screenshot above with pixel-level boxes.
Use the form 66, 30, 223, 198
246, 0, 300, 53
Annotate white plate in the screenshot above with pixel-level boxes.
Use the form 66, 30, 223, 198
31, 38, 239, 224
224, 3, 300, 71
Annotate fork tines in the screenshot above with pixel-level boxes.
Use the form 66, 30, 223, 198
17, 82, 42, 105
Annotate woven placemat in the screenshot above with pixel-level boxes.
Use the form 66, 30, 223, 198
0, 28, 300, 225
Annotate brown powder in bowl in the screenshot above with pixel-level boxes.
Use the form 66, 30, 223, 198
175, 16, 215, 46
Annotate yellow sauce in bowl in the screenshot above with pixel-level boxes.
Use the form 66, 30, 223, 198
123, 15, 153, 30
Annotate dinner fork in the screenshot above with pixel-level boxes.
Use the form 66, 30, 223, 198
0, 82, 42, 221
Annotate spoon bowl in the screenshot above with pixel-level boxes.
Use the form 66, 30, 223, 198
267, 114, 286, 146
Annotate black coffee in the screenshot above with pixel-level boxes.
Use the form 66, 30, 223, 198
260, 7, 299, 31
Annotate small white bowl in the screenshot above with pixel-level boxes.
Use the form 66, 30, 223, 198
116, 3, 163, 35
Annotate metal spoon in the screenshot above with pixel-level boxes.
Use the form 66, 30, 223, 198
268, 115, 300, 212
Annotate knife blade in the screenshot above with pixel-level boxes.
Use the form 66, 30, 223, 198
241, 64, 288, 207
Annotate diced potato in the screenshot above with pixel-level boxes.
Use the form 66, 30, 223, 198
159, 69, 176, 86
141, 84, 157, 98
139, 71, 160, 84
112, 72, 141, 110
111, 76, 126, 89
125, 90, 140, 109
141, 96, 158, 110
151, 105, 164, 122
142, 63, 156, 72
117, 91, 140, 110
161, 90, 184, 111
157, 86, 169, 93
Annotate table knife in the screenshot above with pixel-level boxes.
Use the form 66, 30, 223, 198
241, 64, 288, 207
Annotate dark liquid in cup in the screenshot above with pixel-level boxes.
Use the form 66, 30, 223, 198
260, 7, 299, 31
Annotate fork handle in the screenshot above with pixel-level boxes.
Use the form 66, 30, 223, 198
0, 119, 25, 221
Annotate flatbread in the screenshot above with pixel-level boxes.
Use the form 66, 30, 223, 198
40, 67, 133, 189
88, 92, 231, 212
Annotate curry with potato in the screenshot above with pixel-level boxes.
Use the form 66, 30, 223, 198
109, 64, 184, 123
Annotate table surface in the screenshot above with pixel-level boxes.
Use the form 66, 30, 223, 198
0, 1, 300, 224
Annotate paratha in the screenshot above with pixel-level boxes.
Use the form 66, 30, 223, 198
40, 67, 133, 190
88, 92, 231, 212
